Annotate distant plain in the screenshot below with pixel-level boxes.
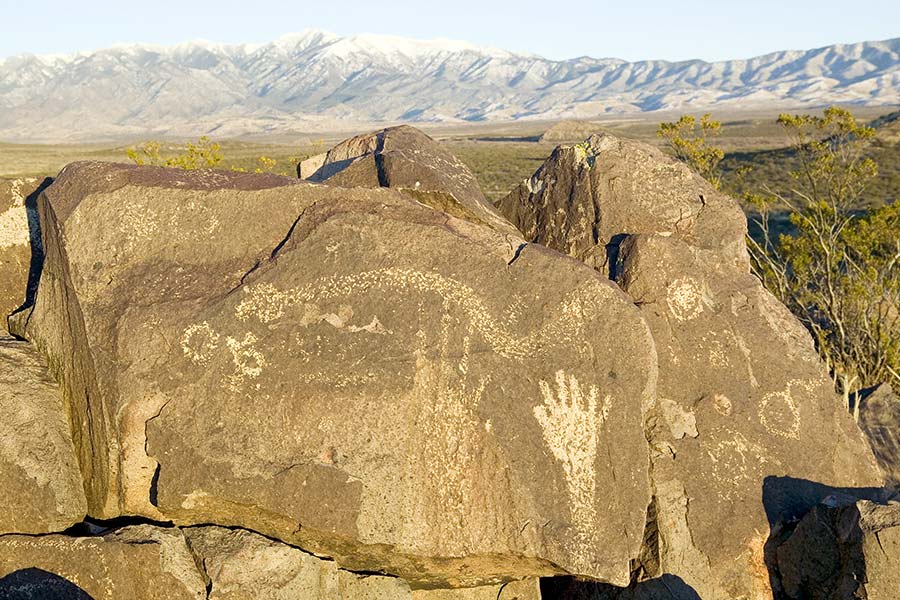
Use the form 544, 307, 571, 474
2, 106, 898, 206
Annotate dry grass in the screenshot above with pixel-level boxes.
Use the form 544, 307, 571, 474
3, 106, 898, 209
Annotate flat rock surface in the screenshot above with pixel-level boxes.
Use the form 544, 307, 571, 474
20, 161, 657, 587
0, 525, 207, 599
307, 125, 522, 239
185, 526, 410, 599
0, 337, 85, 534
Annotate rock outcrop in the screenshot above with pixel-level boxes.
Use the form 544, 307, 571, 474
775, 498, 900, 599
5, 130, 892, 598
0, 525, 207, 599
498, 134, 748, 274
0, 177, 49, 332
540, 121, 605, 143
15, 160, 657, 587
298, 151, 328, 179
498, 133, 883, 598
859, 383, 900, 486
306, 125, 522, 239
0, 337, 85, 534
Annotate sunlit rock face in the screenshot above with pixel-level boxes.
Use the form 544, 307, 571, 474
499, 133, 882, 599
0, 177, 49, 333
16, 160, 657, 587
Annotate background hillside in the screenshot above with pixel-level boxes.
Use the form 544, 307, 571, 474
1, 31, 899, 141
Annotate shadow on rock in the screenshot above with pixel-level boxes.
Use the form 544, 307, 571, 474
761, 475, 892, 598
540, 574, 701, 599
0, 567, 94, 599
8, 177, 52, 332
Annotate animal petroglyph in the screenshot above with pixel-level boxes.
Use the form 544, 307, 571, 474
233, 267, 615, 362
184, 268, 620, 391
533, 370, 611, 565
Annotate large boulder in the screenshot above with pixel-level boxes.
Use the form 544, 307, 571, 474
306, 125, 521, 239
498, 134, 883, 598
0, 337, 85, 534
17, 161, 657, 587
185, 526, 540, 600
775, 498, 900, 599
0, 525, 207, 599
0, 177, 49, 332
859, 383, 900, 486
498, 134, 748, 273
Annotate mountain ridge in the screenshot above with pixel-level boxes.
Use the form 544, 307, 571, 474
2, 30, 899, 141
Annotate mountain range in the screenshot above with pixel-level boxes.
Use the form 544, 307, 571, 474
1, 30, 899, 141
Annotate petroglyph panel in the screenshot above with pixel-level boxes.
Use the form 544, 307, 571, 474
19, 163, 655, 587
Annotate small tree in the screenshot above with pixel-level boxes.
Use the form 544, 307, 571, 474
747, 106, 899, 416
657, 113, 725, 189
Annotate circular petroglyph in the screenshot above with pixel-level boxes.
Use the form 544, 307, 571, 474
758, 388, 801, 440
666, 278, 705, 321
181, 322, 221, 365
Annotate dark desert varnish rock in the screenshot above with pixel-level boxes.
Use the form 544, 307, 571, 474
499, 133, 883, 599
305, 124, 523, 239
15, 160, 656, 587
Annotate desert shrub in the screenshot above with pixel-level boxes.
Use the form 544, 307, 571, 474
664, 107, 900, 415
657, 113, 725, 189
126, 136, 223, 169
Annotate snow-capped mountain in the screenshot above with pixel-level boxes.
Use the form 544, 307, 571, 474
1, 30, 899, 141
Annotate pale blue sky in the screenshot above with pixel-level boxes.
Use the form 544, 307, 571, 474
1, 0, 898, 62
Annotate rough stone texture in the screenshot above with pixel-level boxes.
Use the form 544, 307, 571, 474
776, 498, 900, 599
0, 177, 49, 333
498, 134, 883, 599
0, 337, 86, 534
307, 125, 522, 239
18, 161, 657, 587
498, 134, 749, 273
616, 234, 882, 599
859, 383, 900, 486
185, 526, 409, 599
0, 525, 207, 599
185, 526, 541, 600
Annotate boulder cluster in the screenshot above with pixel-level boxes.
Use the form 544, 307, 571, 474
1, 126, 898, 599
